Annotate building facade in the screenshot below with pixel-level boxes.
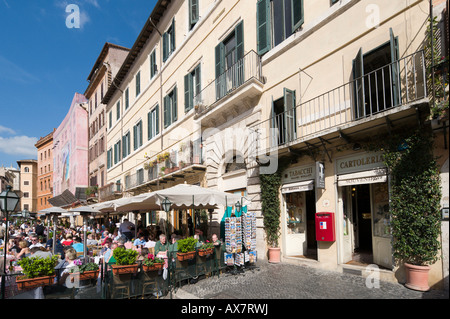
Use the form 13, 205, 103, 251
53, 93, 89, 197
100, 0, 448, 287
35, 129, 55, 212
16, 160, 38, 212
85, 42, 130, 199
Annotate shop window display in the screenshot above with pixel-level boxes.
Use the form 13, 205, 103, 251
285, 192, 306, 234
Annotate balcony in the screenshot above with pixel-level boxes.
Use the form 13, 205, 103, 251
250, 50, 429, 155
98, 182, 122, 202
194, 50, 264, 126
124, 137, 205, 192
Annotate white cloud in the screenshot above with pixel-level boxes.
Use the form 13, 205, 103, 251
0, 125, 16, 135
0, 135, 38, 158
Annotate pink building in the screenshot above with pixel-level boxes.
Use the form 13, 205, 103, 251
53, 93, 89, 197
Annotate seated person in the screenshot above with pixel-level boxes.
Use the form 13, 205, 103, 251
61, 234, 73, 246
15, 240, 31, 260
86, 233, 98, 246
71, 236, 84, 253
133, 234, 147, 247
30, 246, 53, 259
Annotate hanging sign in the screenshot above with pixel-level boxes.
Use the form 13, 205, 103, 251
316, 162, 325, 189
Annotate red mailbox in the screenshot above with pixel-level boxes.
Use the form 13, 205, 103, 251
315, 212, 335, 242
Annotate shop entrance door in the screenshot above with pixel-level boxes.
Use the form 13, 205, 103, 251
283, 190, 317, 259
339, 183, 392, 269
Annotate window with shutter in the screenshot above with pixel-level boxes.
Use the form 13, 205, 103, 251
185, 65, 201, 112
189, 0, 199, 30
150, 50, 157, 78
116, 100, 120, 120
125, 88, 129, 110
164, 87, 178, 128
136, 71, 141, 97
163, 18, 176, 62
257, 0, 271, 55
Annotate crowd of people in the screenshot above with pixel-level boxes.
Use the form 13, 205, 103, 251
1, 216, 222, 272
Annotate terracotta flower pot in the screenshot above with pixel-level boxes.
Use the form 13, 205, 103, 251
143, 263, 163, 272
268, 247, 281, 263
198, 248, 214, 257
404, 263, 430, 291
177, 251, 196, 261
16, 275, 56, 291
111, 264, 138, 276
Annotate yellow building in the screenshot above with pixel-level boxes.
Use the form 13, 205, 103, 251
101, 0, 448, 288
35, 130, 55, 212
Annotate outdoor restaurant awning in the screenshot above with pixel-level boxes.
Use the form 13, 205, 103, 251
89, 183, 249, 213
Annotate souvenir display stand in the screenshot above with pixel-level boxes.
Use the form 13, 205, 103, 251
223, 206, 259, 276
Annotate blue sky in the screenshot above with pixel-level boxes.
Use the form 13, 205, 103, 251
0, 0, 157, 168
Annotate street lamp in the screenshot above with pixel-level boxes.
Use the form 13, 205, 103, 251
0, 185, 21, 299
161, 197, 171, 236
235, 200, 241, 214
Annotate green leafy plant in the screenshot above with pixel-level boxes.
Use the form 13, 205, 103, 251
259, 157, 292, 248
18, 256, 59, 279
381, 131, 442, 266
199, 241, 214, 250
69, 262, 99, 274
112, 247, 138, 266
177, 237, 198, 253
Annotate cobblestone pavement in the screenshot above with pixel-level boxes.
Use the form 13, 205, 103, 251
172, 262, 449, 299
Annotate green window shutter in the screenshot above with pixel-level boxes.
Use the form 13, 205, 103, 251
150, 51, 156, 77
138, 120, 143, 147
122, 135, 126, 158
172, 86, 178, 122
109, 111, 112, 128
171, 18, 176, 53
155, 104, 160, 135
235, 21, 244, 60
136, 72, 141, 96
257, 0, 271, 55
163, 32, 168, 62
284, 88, 297, 142
127, 133, 130, 155
133, 125, 137, 150
194, 65, 201, 98
184, 73, 192, 112
390, 28, 400, 106
292, 0, 304, 31
215, 43, 225, 99
107, 149, 111, 168
189, 0, 199, 29
147, 111, 152, 140
125, 88, 129, 110
116, 101, 120, 120
352, 48, 365, 119
164, 95, 169, 128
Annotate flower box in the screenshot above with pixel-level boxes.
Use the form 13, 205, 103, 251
177, 251, 196, 261
111, 264, 138, 276
198, 248, 214, 257
75, 270, 99, 281
16, 275, 56, 291
142, 263, 163, 272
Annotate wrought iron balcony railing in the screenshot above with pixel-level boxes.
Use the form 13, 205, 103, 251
250, 50, 428, 153
194, 50, 263, 116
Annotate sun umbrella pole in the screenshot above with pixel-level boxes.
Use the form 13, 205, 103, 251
83, 214, 87, 260
52, 214, 57, 255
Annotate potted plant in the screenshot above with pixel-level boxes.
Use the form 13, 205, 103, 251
69, 260, 99, 281
111, 247, 139, 276
176, 237, 198, 261
16, 255, 59, 290
382, 131, 442, 291
142, 253, 164, 271
198, 241, 214, 257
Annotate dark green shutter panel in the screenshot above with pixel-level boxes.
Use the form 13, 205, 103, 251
163, 32, 168, 62
164, 95, 169, 128
127, 133, 130, 155
133, 125, 137, 150
138, 120, 143, 147
215, 43, 225, 99
352, 48, 365, 119
257, 0, 271, 55
171, 18, 176, 53
284, 88, 297, 142
125, 89, 129, 110
189, 0, 199, 28
184, 73, 192, 112
292, 0, 304, 31
122, 136, 126, 158
107, 149, 111, 168
390, 28, 400, 106
148, 111, 152, 140
136, 72, 141, 96
194, 65, 201, 99
235, 21, 244, 60
173, 86, 177, 122
156, 104, 160, 135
